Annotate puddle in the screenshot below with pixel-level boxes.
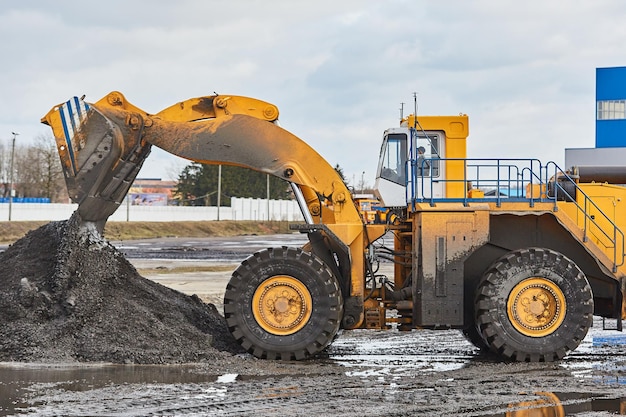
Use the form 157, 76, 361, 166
0, 363, 235, 416
594, 334, 626, 346
560, 319, 626, 385
477, 392, 626, 416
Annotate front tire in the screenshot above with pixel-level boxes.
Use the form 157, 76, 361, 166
224, 247, 343, 360
475, 247, 593, 362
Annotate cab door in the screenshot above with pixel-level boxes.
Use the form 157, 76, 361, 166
412, 131, 445, 200
374, 128, 446, 206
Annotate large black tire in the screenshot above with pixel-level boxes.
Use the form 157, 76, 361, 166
223, 247, 343, 360
475, 247, 593, 362
463, 276, 490, 352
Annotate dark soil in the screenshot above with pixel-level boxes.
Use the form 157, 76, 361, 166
0, 213, 244, 364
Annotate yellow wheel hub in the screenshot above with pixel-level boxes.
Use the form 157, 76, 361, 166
507, 277, 566, 337
252, 276, 312, 336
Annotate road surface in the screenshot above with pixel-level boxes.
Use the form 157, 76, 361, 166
2, 234, 626, 416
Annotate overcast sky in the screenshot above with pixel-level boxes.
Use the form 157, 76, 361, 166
1, 1, 626, 186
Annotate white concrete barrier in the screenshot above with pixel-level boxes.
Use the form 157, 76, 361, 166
0, 197, 304, 222
0, 203, 77, 221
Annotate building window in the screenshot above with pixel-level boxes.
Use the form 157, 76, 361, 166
597, 100, 626, 120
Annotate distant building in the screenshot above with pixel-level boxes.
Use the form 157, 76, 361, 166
129, 178, 177, 206
596, 66, 626, 147
565, 66, 626, 168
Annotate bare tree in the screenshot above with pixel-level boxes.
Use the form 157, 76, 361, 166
11, 134, 66, 202
34, 134, 65, 202
0, 141, 8, 197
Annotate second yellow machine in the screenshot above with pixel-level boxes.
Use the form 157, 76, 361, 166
43, 91, 626, 362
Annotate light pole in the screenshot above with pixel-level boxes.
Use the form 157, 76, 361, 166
217, 164, 222, 220
8, 132, 18, 221
266, 173, 270, 221
361, 171, 365, 193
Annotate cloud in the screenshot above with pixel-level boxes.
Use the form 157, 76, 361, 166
1, 0, 626, 186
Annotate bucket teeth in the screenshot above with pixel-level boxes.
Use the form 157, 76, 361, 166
42, 97, 151, 228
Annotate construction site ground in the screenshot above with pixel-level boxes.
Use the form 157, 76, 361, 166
2, 221, 626, 416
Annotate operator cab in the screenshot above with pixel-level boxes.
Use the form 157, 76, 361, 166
374, 126, 445, 206
374, 114, 469, 207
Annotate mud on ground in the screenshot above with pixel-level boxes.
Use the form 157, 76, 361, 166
3, 217, 626, 416
0, 214, 243, 364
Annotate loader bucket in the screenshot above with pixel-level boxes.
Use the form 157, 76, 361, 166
42, 97, 152, 228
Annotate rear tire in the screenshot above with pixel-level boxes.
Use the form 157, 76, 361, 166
224, 247, 343, 360
475, 247, 593, 362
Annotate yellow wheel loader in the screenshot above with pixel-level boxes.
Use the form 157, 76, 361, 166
42, 92, 626, 362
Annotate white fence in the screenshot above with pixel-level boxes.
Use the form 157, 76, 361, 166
0, 197, 304, 222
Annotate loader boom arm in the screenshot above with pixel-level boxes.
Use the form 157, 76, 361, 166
43, 91, 371, 327
42, 91, 362, 229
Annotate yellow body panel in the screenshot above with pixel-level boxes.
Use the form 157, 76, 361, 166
556, 183, 626, 274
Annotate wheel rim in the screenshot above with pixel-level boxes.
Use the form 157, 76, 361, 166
507, 277, 566, 337
252, 275, 313, 336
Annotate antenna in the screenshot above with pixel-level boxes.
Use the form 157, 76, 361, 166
413, 92, 418, 128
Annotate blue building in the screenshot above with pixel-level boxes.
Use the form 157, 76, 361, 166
565, 66, 626, 169
596, 66, 626, 148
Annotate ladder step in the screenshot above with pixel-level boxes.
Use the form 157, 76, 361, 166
602, 317, 623, 331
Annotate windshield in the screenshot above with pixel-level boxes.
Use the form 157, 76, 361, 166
378, 133, 407, 185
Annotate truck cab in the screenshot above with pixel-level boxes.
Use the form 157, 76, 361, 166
374, 115, 468, 206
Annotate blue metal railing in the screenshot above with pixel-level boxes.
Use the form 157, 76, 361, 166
0, 197, 51, 203
413, 158, 544, 206
411, 158, 624, 271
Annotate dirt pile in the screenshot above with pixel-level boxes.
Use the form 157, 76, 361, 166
0, 213, 243, 364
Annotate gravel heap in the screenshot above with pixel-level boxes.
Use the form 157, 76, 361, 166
0, 213, 243, 364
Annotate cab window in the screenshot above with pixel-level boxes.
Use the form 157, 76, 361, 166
380, 133, 407, 185
415, 135, 439, 177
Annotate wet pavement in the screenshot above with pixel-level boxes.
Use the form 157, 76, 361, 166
109, 234, 310, 261
2, 318, 626, 416
2, 234, 626, 416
